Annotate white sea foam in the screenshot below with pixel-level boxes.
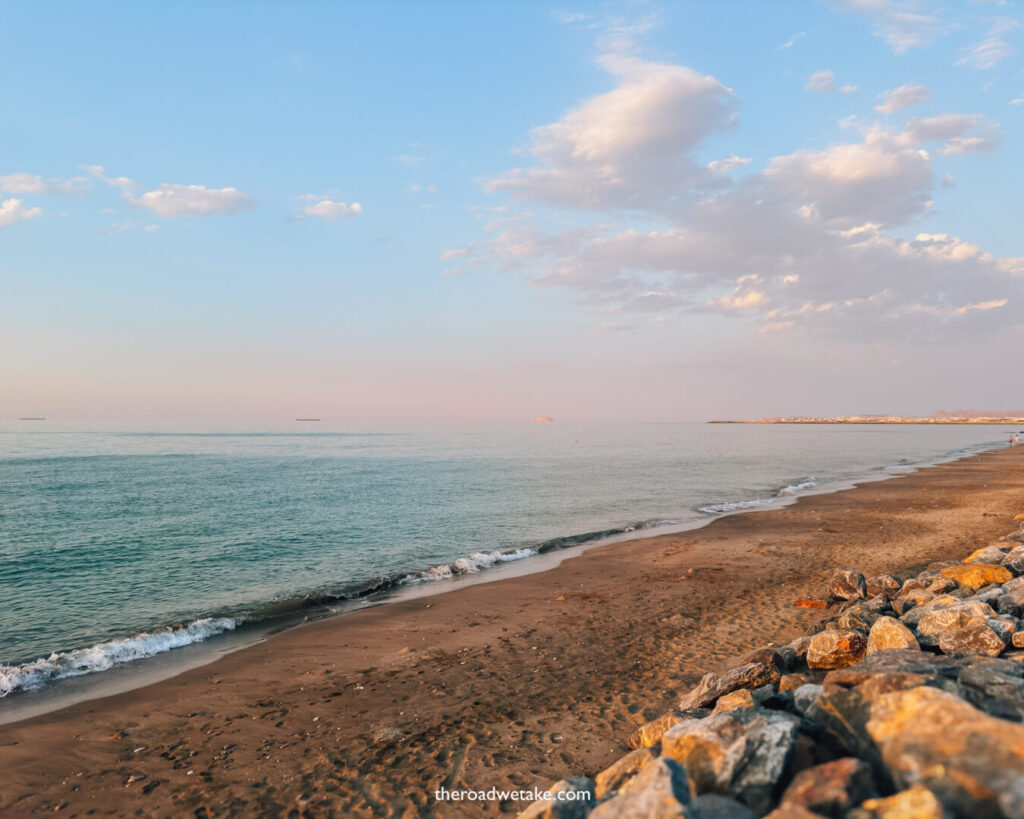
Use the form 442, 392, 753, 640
0, 618, 236, 698
405, 547, 538, 583
779, 476, 818, 495
700, 476, 820, 514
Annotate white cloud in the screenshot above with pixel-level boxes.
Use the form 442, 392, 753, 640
0, 172, 87, 195
131, 184, 256, 217
876, 84, 930, 114
471, 51, 1018, 343
301, 198, 363, 220
777, 31, 806, 50
707, 155, 751, 173
488, 53, 738, 210
957, 17, 1019, 69
827, 0, 952, 54
805, 71, 835, 93
841, 85, 860, 95
0, 198, 42, 228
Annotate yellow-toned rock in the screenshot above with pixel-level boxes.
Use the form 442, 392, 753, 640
850, 784, 946, 819
866, 686, 1024, 817
713, 689, 756, 713
1014, 513, 1024, 522
594, 748, 654, 797
940, 563, 1011, 589
627, 712, 681, 750
867, 617, 919, 654
807, 629, 867, 670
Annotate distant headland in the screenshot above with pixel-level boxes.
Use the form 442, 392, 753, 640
711, 410, 1024, 425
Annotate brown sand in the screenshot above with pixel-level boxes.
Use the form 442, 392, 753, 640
2, 447, 1024, 817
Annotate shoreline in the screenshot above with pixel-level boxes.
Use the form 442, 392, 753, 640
3, 445, 1024, 815
0, 438, 1001, 722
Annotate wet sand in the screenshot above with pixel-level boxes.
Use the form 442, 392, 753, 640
2, 446, 1023, 816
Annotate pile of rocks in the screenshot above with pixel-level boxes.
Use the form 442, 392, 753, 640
520, 516, 1024, 818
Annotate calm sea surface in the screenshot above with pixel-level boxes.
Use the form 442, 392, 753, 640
0, 421, 1012, 696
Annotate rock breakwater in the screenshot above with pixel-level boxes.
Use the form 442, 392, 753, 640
520, 518, 1024, 818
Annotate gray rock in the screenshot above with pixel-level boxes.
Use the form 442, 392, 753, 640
661, 708, 800, 814
829, 569, 867, 601
690, 794, 757, 819
589, 789, 687, 818
916, 600, 998, 647
793, 684, 823, 716
679, 663, 780, 710
838, 600, 881, 633
865, 575, 902, 598
958, 659, 1024, 720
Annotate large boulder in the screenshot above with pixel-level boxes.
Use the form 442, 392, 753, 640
661, 708, 800, 814
957, 660, 1024, 721
807, 629, 868, 670
940, 563, 1012, 590
865, 686, 1024, 818
866, 617, 919, 654
916, 600, 998, 647
778, 758, 876, 819
937, 616, 1007, 657
829, 569, 868, 601
595, 748, 655, 797
618, 757, 692, 803
679, 663, 780, 710
839, 601, 882, 633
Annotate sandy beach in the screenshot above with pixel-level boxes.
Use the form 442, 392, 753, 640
2, 445, 1023, 816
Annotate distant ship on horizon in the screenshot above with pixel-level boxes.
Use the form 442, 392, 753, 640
18, 417, 46, 421
295, 418, 321, 422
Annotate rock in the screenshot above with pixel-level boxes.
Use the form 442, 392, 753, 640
829, 569, 867, 601
689, 794, 757, 819
518, 776, 595, 819
916, 600, 998, 647
1014, 632, 1024, 649
866, 617, 919, 654
628, 712, 683, 750
807, 630, 867, 670
787, 636, 812, 661
661, 708, 800, 813
957, 660, 1024, 721
839, 601, 881, 632
779, 673, 812, 693
795, 598, 830, 609
740, 648, 788, 672
926, 577, 959, 595
937, 616, 1007, 657
995, 590, 1024, 618
940, 563, 1012, 590
866, 575, 903, 598
892, 587, 933, 616
679, 663, 780, 710
762, 806, 828, 819
847, 784, 947, 819
778, 758, 875, 819
619, 757, 692, 803
965, 546, 1009, 565
595, 748, 654, 797
1005, 557, 1024, 577
589, 790, 687, 818
865, 685, 1024, 819
792, 684, 823, 716
713, 689, 756, 714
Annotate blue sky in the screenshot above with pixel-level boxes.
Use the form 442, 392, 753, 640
3, 1, 1023, 421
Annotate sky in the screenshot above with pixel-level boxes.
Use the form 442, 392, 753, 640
2, 0, 1023, 422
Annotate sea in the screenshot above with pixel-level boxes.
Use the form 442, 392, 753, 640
0, 420, 1014, 715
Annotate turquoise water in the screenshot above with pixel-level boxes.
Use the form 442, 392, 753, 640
0, 421, 1010, 696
